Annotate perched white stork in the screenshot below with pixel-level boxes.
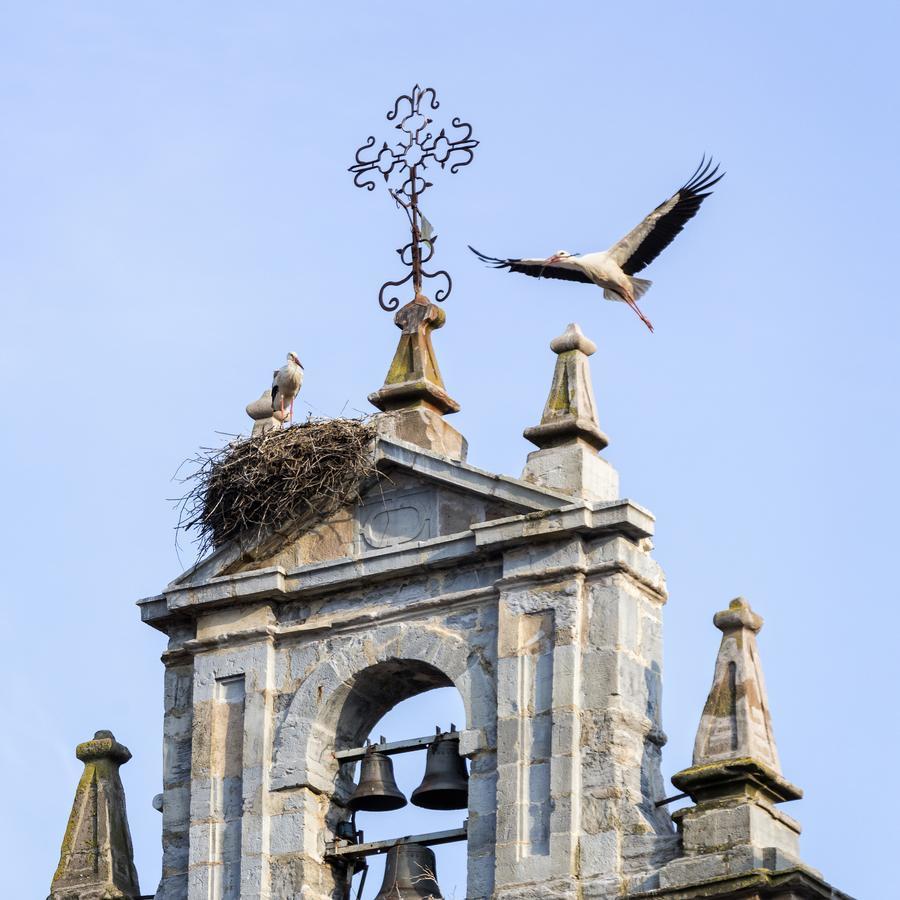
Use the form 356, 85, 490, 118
469, 157, 724, 332
271, 352, 304, 425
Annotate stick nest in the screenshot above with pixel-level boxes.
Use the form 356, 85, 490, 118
177, 417, 377, 558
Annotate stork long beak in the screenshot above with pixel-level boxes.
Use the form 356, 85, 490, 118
545, 254, 561, 265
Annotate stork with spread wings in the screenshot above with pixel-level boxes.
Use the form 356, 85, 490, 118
470, 158, 724, 332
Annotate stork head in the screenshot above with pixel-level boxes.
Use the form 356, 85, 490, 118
546, 250, 573, 264
288, 352, 303, 368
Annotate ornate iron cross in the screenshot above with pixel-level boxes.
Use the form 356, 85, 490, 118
349, 85, 478, 311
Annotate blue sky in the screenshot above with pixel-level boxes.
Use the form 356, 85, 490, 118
1, 3, 897, 897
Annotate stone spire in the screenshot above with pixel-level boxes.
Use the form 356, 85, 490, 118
369, 296, 467, 461
49, 731, 141, 900
521, 323, 619, 500
659, 598, 805, 890
692, 597, 782, 771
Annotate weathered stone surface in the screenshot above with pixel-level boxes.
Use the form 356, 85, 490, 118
522, 323, 619, 501
368, 295, 467, 460
49, 731, 141, 900
140, 481, 677, 898
692, 598, 781, 772
524, 441, 620, 502
376, 405, 467, 461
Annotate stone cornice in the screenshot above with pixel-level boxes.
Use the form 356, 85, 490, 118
139, 500, 653, 631
162, 584, 499, 659
624, 866, 855, 899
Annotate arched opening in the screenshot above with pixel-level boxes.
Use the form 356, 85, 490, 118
322, 660, 468, 899
346, 686, 468, 899
270, 630, 497, 899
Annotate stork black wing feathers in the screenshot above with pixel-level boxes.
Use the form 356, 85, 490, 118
620, 157, 724, 275
468, 246, 593, 284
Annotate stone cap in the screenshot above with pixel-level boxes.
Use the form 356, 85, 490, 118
369, 377, 460, 415
550, 324, 597, 355
75, 729, 132, 765
672, 757, 803, 805
714, 597, 763, 633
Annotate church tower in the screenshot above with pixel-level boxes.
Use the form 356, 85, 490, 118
35, 298, 838, 900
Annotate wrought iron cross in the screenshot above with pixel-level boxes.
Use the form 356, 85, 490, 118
349, 85, 478, 311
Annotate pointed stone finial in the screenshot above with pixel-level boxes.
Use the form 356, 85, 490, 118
659, 598, 805, 890
692, 597, 781, 771
369, 296, 467, 460
521, 323, 618, 500
49, 730, 141, 900
672, 597, 801, 801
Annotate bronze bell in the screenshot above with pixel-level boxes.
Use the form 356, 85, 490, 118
347, 746, 407, 812
374, 843, 443, 899
410, 730, 469, 811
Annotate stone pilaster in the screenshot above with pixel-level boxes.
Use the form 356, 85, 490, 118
522, 323, 619, 501
155, 623, 195, 900
493, 538, 586, 899
492, 533, 676, 899
368, 295, 467, 461
187, 605, 277, 900
577, 537, 678, 895
49, 731, 141, 900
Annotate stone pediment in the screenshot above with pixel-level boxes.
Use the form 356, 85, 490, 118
165, 437, 578, 592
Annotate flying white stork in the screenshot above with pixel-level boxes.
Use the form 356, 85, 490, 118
469, 157, 724, 332
271, 352, 304, 425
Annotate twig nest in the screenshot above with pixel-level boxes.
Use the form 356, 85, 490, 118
177, 417, 377, 558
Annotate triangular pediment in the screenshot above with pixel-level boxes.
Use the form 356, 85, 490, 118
171, 437, 576, 588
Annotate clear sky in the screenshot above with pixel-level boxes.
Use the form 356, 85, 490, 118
1, 3, 897, 897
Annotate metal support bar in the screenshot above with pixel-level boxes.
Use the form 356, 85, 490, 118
654, 791, 690, 808
325, 825, 467, 860
334, 731, 458, 764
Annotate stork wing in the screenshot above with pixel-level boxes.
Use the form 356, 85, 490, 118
608, 157, 724, 276
468, 246, 593, 284
271, 369, 280, 406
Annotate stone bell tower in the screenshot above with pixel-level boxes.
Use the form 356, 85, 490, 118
135, 302, 678, 899
121, 297, 856, 900
41, 290, 853, 899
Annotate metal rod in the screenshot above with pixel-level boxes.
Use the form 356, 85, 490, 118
326, 825, 468, 860
654, 791, 690, 808
334, 731, 458, 764
355, 862, 368, 900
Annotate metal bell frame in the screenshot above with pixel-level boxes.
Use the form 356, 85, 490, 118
327, 724, 469, 899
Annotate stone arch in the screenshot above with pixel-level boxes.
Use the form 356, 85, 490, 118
270, 622, 495, 796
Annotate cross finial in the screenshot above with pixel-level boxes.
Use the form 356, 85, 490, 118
349, 85, 478, 311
